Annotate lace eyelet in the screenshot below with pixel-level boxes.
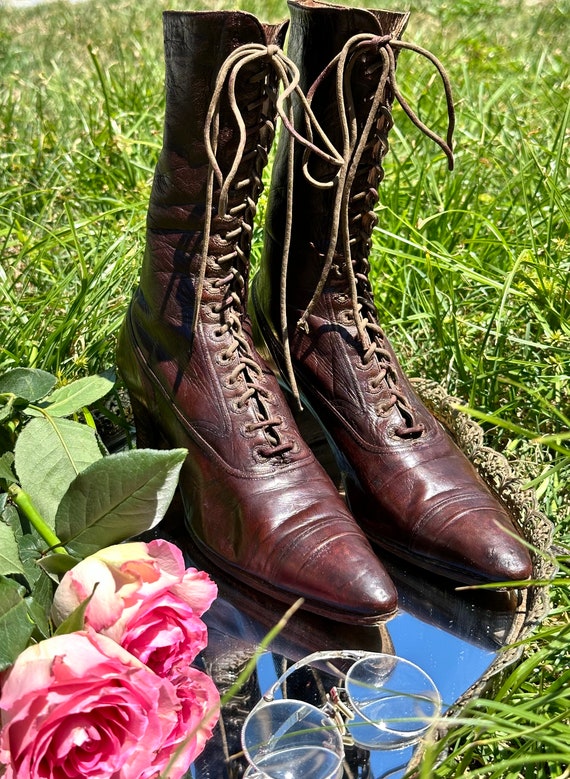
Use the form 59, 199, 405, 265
200, 303, 217, 321
252, 445, 271, 462
337, 310, 355, 326
355, 357, 373, 372
215, 351, 231, 366
366, 379, 383, 397
287, 439, 300, 456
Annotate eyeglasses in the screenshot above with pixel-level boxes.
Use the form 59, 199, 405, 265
241, 650, 441, 779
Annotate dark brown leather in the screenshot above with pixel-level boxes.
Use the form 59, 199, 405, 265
252, 0, 532, 585
116, 10, 397, 623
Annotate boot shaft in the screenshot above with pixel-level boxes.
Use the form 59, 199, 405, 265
149, 11, 286, 230
287, 1, 409, 159
139, 11, 287, 334
261, 0, 453, 324
263, 1, 409, 304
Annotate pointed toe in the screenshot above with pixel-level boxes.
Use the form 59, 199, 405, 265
310, 532, 399, 620
223, 488, 400, 624
471, 514, 533, 584
379, 493, 534, 586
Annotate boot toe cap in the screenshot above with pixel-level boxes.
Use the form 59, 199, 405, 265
464, 512, 533, 584
279, 523, 398, 623
410, 501, 533, 585
319, 537, 398, 620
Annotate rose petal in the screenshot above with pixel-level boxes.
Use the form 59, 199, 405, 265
142, 664, 220, 779
51, 559, 123, 633
0, 631, 180, 779
174, 568, 218, 616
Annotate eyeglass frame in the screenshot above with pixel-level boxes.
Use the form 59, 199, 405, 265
240, 649, 442, 777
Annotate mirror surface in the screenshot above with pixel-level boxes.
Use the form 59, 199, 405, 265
187, 547, 526, 779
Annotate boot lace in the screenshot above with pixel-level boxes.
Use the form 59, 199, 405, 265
196, 43, 343, 459
282, 33, 455, 438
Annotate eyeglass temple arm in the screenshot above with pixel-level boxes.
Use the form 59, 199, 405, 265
262, 649, 372, 703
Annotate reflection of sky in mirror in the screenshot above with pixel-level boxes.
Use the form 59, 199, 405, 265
253, 610, 496, 714
388, 611, 495, 711
191, 582, 514, 779
187, 538, 522, 779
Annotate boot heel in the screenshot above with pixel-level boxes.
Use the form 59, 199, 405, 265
117, 311, 168, 451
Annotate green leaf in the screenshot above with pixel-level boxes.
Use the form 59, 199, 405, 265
37, 552, 81, 577
26, 373, 115, 418
14, 416, 104, 528
25, 570, 56, 639
1, 494, 20, 534
25, 595, 52, 640
0, 451, 16, 485
0, 398, 20, 424
0, 523, 26, 577
0, 425, 16, 459
54, 584, 98, 636
16, 534, 45, 588
0, 576, 34, 671
56, 448, 187, 559
0, 497, 34, 584
0, 368, 56, 402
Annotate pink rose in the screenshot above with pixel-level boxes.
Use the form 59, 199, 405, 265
142, 664, 220, 779
0, 630, 179, 779
51, 540, 218, 678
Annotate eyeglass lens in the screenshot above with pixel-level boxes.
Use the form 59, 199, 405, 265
242, 698, 344, 779
345, 655, 441, 749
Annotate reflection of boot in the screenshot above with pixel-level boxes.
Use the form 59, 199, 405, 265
204, 584, 395, 663
251, 0, 532, 586
195, 649, 259, 779
382, 552, 523, 652
117, 10, 397, 624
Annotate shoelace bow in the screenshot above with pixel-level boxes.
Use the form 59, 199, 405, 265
281, 33, 456, 435
196, 43, 344, 458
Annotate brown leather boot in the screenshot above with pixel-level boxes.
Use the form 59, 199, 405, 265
251, 0, 532, 585
116, 10, 397, 624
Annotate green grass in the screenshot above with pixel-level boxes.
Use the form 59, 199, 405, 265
1, 0, 569, 775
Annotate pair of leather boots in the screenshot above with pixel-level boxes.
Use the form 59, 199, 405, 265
117, 0, 532, 626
